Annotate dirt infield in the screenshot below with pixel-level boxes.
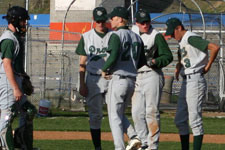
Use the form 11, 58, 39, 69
34, 131, 225, 144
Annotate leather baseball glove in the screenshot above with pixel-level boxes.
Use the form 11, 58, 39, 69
22, 75, 34, 96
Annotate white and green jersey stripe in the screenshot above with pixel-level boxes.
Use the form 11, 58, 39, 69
179, 31, 208, 75
132, 25, 158, 72
76, 29, 112, 74
109, 28, 144, 77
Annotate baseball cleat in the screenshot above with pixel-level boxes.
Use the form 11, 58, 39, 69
125, 137, 141, 150
95, 147, 101, 150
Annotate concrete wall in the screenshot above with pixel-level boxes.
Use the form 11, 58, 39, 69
50, 0, 124, 23
49, 0, 125, 40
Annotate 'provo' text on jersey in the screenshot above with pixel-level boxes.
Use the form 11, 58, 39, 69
83, 29, 112, 74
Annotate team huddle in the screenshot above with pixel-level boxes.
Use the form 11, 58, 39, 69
0, 5, 220, 150
76, 6, 220, 150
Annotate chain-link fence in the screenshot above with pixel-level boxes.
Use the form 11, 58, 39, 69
151, 12, 225, 111
23, 27, 83, 110
1, 11, 225, 111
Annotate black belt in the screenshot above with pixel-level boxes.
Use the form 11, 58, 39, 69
138, 70, 151, 74
182, 75, 188, 79
116, 74, 135, 79
182, 72, 204, 80
90, 73, 101, 76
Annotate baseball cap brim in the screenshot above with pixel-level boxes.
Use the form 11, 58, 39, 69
108, 7, 129, 20
108, 11, 117, 19
165, 25, 175, 36
136, 18, 150, 23
165, 18, 182, 36
107, 13, 113, 19
94, 16, 108, 21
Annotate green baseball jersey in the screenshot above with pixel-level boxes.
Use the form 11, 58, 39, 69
76, 29, 111, 74
0, 29, 25, 74
102, 26, 146, 77
179, 31, 209, 75
132, 25, 173, 71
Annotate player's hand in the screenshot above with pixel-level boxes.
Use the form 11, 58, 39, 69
102, 71, 112, 80
203, 64, 211, 74
175, 63, 182, 81
79, 84, 88, 97
14, 88, 23, 101
151, 59, 156, 64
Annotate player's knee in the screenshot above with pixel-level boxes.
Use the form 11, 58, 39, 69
174, 119, 187, 129
89, 119, 102, 129
190, 122, 204, 136
132, 109, 143, 120
146, 109, 159, 120
191, 126, 204, 136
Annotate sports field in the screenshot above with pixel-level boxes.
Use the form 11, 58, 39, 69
12, 109, 225, 150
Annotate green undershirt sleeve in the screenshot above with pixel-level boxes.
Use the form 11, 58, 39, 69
188, 36, 209, 53
0, 39, 14, 59
102, 33, 120, 72
75, 36, 87, 56
154, 34, 173, 68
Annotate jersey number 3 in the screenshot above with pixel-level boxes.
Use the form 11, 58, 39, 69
180, 48, 191, 68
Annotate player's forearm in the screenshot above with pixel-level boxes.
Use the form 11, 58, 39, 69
154, 34, 173, 68
102, 34, 120, 72
79, 71, 86, 85
79, 55, 87, 84
155, 54, 173, 68
207, 43, 220, 68
79, 63, 86, 85
102, 55, 117, 72
3, 59, 20, 90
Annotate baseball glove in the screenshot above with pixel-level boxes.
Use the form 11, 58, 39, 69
22, 76, 34, 96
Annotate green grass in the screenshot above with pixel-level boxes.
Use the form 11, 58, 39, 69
34, 140, 114, 150
12, 109, 225, 134
12, 109, 225, 150
33, 140, 225, 150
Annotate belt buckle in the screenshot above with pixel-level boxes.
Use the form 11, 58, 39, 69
90, 73, 100, 76
119, 75, 126, 79
182, 75, 187, 79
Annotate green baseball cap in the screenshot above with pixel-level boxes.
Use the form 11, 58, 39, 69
108, 6, 129, 20
135, 9, 150, 23
93, 7, 108, 21
165, 18, 182, 36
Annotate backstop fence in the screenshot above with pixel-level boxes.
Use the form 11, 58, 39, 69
0, 12, 225, 111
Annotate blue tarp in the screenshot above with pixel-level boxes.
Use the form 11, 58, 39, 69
0, 13, 224, 27
0, 14, 50, 27
150, 13, 225, 27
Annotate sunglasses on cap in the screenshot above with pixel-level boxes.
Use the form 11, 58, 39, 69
140, 21, 150, 25
96, 20, 106, 23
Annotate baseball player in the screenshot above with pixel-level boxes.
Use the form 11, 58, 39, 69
0, 6, 37, 150
75, 7, 111, 150
131, 10, 173, 150
165, 18, 220, 150
101, 6, 146, 150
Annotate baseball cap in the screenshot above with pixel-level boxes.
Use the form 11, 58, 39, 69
165, 18, 182, 36
135, 9, 150, 23
93, 7, 108, 21
108, 6, 129, 20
